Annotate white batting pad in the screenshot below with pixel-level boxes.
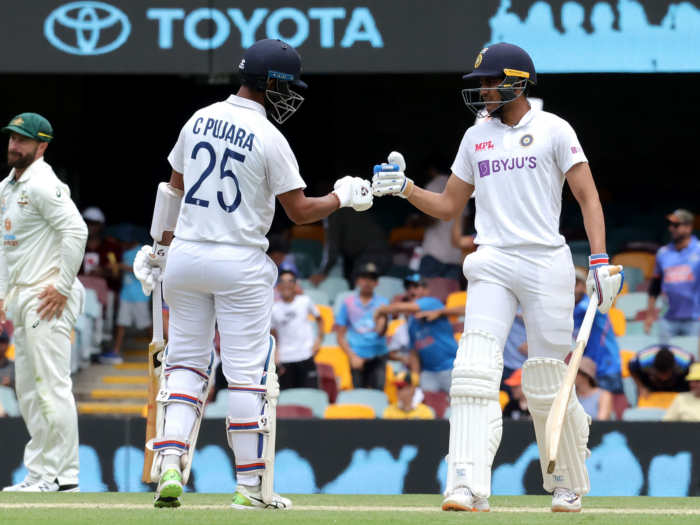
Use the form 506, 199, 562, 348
446, 330, 504, 498
150, 182, 183, 242
522, 358, 591, 495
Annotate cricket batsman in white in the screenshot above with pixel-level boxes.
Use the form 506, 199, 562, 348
0, 113, 87, 492
372, 43, 623, 512
133, 39, 373, 509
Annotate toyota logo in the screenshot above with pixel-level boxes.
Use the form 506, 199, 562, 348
44, 1, 131, 56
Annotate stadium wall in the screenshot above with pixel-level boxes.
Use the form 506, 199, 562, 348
1, 418, 698, 496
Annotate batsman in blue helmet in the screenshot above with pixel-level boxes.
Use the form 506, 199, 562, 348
372, 42, 623, 513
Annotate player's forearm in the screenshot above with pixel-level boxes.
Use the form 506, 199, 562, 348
408, 186, 460, 222
578, 196, 606, 254
280, 192, 340, 225
56, 226, 88, 296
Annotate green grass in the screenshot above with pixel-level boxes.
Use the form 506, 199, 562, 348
0, 493, 698, 524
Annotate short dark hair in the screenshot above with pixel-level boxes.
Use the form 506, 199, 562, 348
653, 347, 675, 373
278, 269, 297, 281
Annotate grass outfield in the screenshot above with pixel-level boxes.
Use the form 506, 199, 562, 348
1, 493, 699, 524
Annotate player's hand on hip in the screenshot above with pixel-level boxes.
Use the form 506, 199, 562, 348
372, 151, 414, 198
133, 244, 167, 296
332, 176, 373, 211
37, 285, 68, 320
586, 253, 624, 314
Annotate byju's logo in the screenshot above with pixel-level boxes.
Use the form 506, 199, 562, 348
44, 1, 131, 55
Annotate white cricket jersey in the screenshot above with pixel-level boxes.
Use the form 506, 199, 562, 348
0, 157, 87, 298
451, 109, 587, 248
168, 95, 306, 251
270, 294, 320, 363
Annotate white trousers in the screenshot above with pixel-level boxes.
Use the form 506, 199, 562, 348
162, 239, 277, 484
9, 279, 84, 485
463, 244, 575, 357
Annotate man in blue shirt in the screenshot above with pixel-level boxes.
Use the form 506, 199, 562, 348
645, 209, 700, 342
573, 269, 623, 393
375, 274, 457, 393
336, 263, 389, 389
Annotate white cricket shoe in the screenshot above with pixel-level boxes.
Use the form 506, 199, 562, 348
442, 486, 486, 511
551, 487, 582, 512
231, 483, 292, 510
2, 477, 41, 492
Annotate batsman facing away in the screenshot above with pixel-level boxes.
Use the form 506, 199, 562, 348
372, 42, 622, 512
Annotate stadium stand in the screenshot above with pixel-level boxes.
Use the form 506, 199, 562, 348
324, 404, 375, 419
336, 389, 389, 417
279, 388, 329, 418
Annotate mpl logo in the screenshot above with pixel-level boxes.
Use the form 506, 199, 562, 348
44, 1, 131, 56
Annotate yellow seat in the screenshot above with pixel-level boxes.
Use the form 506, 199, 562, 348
637, 391, 678, 409
386, 318, 405, 337
314, 346, 353, 390
619, 349, 636, 378
454, 332, 462, 342
612, 252, 656, 279
6, 343, 14, 361
608, 307, 626, 336
290, 224, 324, 241
316, 304, 334, 334
384, 364, 397, 404
445, 291, 467, 323
324, 403, 375, 419
499, 390, 510, 411
389, 227, 425, 245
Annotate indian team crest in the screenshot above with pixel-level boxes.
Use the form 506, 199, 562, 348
474, 47, 488, 68
520, 134, 534, 147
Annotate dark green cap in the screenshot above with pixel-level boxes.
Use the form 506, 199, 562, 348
2, 113, 53, 142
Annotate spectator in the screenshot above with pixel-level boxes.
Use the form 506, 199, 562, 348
502, 368, 529, 420
270, 270, 323, 389
644, 209, 700, 342
629, 345, 695, 398
100, 233, 152, 364
573, 268, 624, 393
267, 234, 299, 276
0, 331, 14, 389
575, 357, 612, 420
310, 209, 391, 287
382, 371, 435, 419
81, 206, 121, 286
375, 274, 457, 393
663, 363, 700, 421
502, 309, 528, 392
336, 263, 389, 389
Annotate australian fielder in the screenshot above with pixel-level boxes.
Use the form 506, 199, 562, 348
0, 113, 87, 492
372, 43, 622, 512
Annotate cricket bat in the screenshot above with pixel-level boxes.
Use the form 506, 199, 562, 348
545, 266, 621, 474
142, 269, 164, 483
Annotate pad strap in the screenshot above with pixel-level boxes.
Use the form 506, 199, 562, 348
149, 439, 189, 453
235, 460, 266, 474
228, 384, 267, 394
226, 416, 270, 433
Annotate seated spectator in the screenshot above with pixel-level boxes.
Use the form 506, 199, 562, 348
81, 206, 122, 286
270, 270, 323, 390
574, 268, 624, 393
663, 363, 700, 421
267, 234, 299, 276
502, 368, 529, 420
575, 357, 612, 420
629, 345, 695, 398
375, 274, 457, 393
382, 372, 434, 419
100, 235, 152, 364
336, 263, 389, 389
0, 331, 14, 390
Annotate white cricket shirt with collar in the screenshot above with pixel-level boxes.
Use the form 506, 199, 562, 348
0, 157, 87, 298
168, 94, 306, 251
451, 108, 588, 248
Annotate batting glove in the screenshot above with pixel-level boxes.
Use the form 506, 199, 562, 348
332, 176, 373, 212
586, 253, 624, 314
372, 151, 414, 198
133, 244, 168, 296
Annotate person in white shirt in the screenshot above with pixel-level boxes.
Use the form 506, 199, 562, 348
270, 270, 323, 389
0, 113, 87, 493
372, 43, 623, 513
133, 39, 372, 510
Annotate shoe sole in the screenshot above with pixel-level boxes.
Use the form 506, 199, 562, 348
154, 497, 181, 509
159, 481, 183, 500
441, 502, 475, 512
58, 488, 80, 493
552, 507, 581, 513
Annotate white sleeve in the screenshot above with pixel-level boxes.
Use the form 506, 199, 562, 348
450, 132, 475, 184
388, 321, 410, 351
307, 296, 320, 317
266, 132, 306, 196
553, 119, 588, 175
270, 305, 279, 331
167, 123, 188, 174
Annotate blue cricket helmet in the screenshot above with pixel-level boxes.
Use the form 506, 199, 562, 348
463, 43, 537, 85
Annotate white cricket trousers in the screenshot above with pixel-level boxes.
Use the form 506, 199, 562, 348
9, 279, 85, 486
162, 239, 277, 484
463, 244, 575, 357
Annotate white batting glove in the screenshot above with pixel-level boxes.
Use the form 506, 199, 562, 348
133, 244, 168, 296
332, 176, 373, 212
586, 253, 624, 314
372, 151, 414, 198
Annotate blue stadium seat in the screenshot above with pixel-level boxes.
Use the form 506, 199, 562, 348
615, 292, 648, 320
621, 407, 666, 421
375, 277, 405, 302
668, 336, 699, 358
303, 288, 330, 306
622, 376, 637, 407
318, 277, 350, 304
336, 389, 389, 417
279, 388, 329, 418
0, 385, 20, 417
617, 334, 656, 352
204, 390, 229, 419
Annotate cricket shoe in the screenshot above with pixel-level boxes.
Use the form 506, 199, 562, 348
442, 486, 489, 511
154, 467, 183, 508
551, 487, 582, 512
56, 481, 80, 492
2, 477, 41, 492
231, 484, 292, 510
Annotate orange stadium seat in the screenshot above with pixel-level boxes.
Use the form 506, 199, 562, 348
445, 291, 467, 322
290, 224, 324, 241
608, 307, 626, 337
499, 390, 510, 411
384, 364, 398, 404
612, 252, 656, 279
314, 346, 353, 390
315, 304, 335, 334
323, 404, 375, 419
389, 227, 425, 245
637, 391, 678, 409
386, 318, 405, 337
619, 349, 636, 378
